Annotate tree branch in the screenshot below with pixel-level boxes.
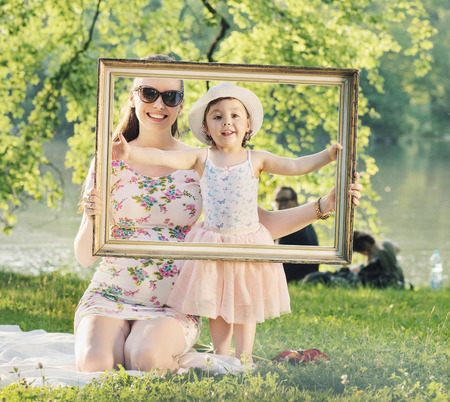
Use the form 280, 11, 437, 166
61, 0, 103, 80
78, 0, 103, 58
200, 0, 230, 63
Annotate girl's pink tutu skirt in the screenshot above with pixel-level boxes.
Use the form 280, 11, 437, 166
166, 222, 291, 324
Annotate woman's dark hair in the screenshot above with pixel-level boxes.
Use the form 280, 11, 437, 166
203, 97, 253, 147
353, 230, 376, 253
112, 54, 184, 143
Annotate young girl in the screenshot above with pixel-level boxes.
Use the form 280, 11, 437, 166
112, 82, 342, 362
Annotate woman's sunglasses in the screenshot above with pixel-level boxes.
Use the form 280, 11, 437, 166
133, 86, 184, 107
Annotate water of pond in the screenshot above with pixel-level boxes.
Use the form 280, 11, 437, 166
0, 139, 449, 287
0, 141, 94, 279
368, 138, 450, 288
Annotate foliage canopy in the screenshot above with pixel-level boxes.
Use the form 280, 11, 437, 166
0, 0, 436, 234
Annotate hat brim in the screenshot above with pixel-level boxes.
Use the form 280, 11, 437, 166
188, 83, 263, 145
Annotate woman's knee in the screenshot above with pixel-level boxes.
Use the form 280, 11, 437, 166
127, 343, 176, 372
74, 315, 129, 372
76, 346, 115, 372
125, 318, 186, 373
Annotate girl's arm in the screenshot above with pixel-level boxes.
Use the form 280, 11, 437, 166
112, 133, 203, 171
254, 143, 342, 176
259, 172, 362, 239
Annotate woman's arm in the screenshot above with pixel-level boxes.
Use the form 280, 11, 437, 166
259, 172, 362, 239
258, 201, 317, 240
74, 188, 103, 268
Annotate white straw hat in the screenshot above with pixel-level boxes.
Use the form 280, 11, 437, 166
188, 83, 264, 145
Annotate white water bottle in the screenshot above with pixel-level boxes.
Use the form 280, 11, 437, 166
429, 250, 443, 290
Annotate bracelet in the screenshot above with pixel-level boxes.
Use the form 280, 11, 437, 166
315, 197, 332, 220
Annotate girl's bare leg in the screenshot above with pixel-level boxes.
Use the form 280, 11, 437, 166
209, 316, 233, 356
124, 317, 186, 375
233, 322, 256, 363
75, 315, 130, 372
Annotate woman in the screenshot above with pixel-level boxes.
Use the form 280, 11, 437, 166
74, 55, 362, 374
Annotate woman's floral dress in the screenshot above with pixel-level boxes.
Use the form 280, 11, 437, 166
74, 160, 203, 354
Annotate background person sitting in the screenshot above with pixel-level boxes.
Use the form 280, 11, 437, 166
302, 230, 408, 289
273, 186, 319, 282
350, 230, 406, 288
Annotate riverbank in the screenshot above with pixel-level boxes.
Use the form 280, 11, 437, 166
1, 271, 448, 400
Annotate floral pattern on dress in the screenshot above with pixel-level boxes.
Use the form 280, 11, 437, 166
128, 266, 151, 286
132, 194, 159, 211
107, 162, 201, 241
75, 161, 203, 352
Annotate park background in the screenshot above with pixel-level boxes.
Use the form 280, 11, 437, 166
1, 0, 448, 286
0, 1, 449, 399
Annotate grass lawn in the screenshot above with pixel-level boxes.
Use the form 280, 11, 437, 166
0, 271, 448, 401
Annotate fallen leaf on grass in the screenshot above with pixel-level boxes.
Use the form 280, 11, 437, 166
272, 349, 330, 365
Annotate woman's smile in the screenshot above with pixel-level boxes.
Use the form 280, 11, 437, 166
147, 112, 167, 121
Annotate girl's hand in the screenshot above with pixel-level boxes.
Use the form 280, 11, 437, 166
83, 188, 103, 221
327, 143, 343, 162
321, 172, 363, 213
112, 133, 130, 161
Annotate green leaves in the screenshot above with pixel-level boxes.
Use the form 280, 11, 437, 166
0, 0, 437, 233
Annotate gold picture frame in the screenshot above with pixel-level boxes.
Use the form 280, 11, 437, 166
93, 58, 358, 264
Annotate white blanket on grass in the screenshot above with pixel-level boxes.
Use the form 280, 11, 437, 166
0, 325, 245, 387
